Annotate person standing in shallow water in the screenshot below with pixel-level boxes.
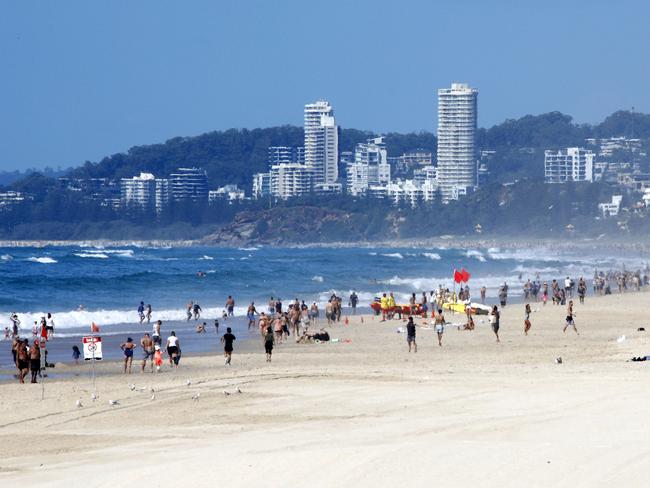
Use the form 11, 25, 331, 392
29, 340, 41, 383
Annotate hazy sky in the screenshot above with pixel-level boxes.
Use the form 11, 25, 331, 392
1, 0, 649, 171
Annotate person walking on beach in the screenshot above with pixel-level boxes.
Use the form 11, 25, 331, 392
524, 303, 532, 336
138, 302, 145, 324
221, 327, 236, 365
577, 278, 586, 304
166, 331, 180, 368
434, 309, 445, 347
120, 337, 136, 374
498, 286, 508, 307
29, 340, 41, 383
349, 291, 359, 315
141, 333, 154, 373
563, 301, 578, 334
542, 282, 548, 306
15, 339, 29, 383
489, 306, 500, 343
264, 326, 274, 362
152, 320, 162, 346
406, 316, 417, 353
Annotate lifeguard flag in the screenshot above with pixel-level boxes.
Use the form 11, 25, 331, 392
460, 268, 471, 282
453, 269, 463, 283
91, 322, 100, 333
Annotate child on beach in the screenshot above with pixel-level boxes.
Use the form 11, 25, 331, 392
153, 345, 163, 371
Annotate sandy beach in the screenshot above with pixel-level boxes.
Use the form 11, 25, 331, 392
1, 290, 650, 487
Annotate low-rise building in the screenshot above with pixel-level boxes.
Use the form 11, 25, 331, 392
270, 163, 311, 199
544, 147, 594, 184
209, 185, 245, 204
599, 195, 623, 217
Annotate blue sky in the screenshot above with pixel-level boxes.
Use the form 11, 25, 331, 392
1, 0, 649, 171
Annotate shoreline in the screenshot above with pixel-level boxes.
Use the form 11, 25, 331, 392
2, 288, 650, 486
3, 236, 650, 252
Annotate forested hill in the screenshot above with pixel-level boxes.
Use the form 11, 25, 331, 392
66, 127, 437, 188
10, 109, 650, 190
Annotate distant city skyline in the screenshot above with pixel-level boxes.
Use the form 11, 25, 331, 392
1, 0, 649, 171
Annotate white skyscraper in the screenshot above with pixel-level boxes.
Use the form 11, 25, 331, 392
437, 83, 478, 202
347, 136, 391, 196
304, 100, 339, 187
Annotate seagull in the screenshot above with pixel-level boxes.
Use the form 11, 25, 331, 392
555, 357, 563, 364
136, 386, 147, 392
76, 399, 83, 408
192, 392, 200, 402
91, 393, 98, 402
223, 390, 230, 396
186, 380, 192, 387
129, 384, 136, 391
150, 393, 156, 401
236, 387, 242, 394
109, 399, 120, 406
150, 387, 155, 394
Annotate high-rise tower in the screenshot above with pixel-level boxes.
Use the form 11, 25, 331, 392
304, 100, 339, 186
436, 83, 478, 202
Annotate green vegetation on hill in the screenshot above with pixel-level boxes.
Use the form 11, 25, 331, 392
3, 109, 650, 241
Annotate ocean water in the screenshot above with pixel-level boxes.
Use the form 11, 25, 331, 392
1, 244, 647, 332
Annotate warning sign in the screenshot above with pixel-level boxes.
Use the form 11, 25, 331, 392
83, 336, 103, 360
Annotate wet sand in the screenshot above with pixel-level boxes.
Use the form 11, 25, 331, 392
1, 290, 650, 487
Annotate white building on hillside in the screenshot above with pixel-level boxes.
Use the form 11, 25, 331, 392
304, 100, 338, 187
347, 137, 391, 196
121, 173, 169, 213
437, 83, 478, 202
252, 172, 271, 200
544, 147, 594, 184
270, 163, 311, 200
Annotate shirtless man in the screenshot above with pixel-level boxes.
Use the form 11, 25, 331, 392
120, 337, 137, 374
225, 296, 235, 317
141, 333, 154, 373
290, 305, 301, 336
563, 300, 578, 334
29, 340, 41, 383
15, 339, 29, 384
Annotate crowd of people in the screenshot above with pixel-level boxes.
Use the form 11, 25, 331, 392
6, 265, 650, 382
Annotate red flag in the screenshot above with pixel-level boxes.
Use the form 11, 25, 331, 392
91, 322, 100, 333
453, 269, 463, 283
461, 268, 471, 282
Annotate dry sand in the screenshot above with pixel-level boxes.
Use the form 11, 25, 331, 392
1, 291, 650, 487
